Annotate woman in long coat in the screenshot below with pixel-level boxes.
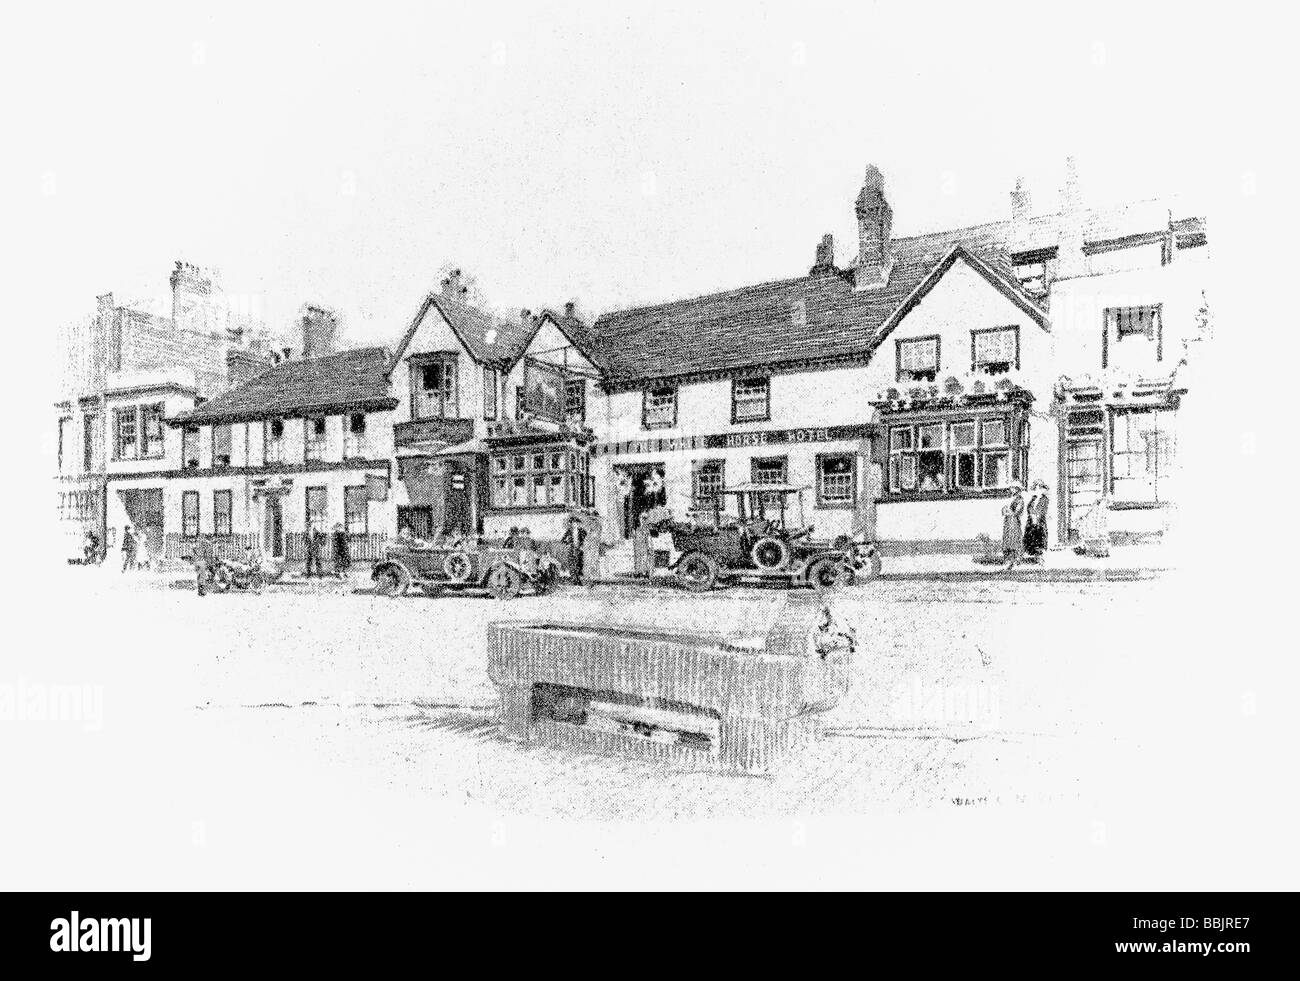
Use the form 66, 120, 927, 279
1001, 483, 1025, 569
1022, 480, 1050, 561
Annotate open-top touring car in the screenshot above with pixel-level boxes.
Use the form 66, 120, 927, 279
654, 483, 881, 591
371, 540, 559, 600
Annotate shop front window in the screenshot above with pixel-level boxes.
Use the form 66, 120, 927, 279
1111, 407, 1175, 504
490, 444, 592, 509
887, 412, 1026, 496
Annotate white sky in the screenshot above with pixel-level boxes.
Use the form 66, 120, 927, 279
5, 1, 1262, 354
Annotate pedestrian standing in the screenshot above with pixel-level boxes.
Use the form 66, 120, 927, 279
194, 534, 216, 596
120, 524, 137, 572
1001, 482, 1025, 571
1023, 480, 1050, 561
331, 523, 351, 578
304, 524, 321, 578
561, 516, 587, 584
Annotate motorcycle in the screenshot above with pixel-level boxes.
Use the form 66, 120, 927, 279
206, 555, 274, 593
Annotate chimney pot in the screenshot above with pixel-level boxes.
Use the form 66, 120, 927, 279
564, 301, 576, 318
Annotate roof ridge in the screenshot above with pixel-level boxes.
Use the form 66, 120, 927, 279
595, 272, 825, 325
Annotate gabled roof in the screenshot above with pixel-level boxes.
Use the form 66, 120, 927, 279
173, 347, 395, 425
590, 239, 1046, 387
533, 308, 607, 370
388, 293, 537, 375
870, 244, 1050, 353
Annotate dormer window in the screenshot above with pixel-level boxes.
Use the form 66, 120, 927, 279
1011, 247, 1055, 300
971, 327, 1020, 376
896, 336, 940, 383
642, 386, 677, 429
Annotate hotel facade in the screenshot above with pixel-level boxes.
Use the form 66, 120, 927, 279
53, 164, 1209, 572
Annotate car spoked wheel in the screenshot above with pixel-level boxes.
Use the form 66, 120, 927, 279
807, 557, 849, 591
750, 536, 790, 570
443, 551, 474, 583
486, 565, 523, 600
676, 552, 719, 592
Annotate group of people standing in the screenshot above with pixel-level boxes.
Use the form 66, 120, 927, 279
1000, 479, 1050, 570
303, 523, 352, 578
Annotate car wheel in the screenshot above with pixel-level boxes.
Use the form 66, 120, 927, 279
486, 565, 523, 600
676, 552, 719, 592
443, 551, 474, 583
807, 557, 849, 591
374, 566, 409, 597
750, 536, 790, 570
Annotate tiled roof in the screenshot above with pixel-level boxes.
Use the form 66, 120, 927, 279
590, 200, 1205, 386
389, 293, 536, 374
591, 243, 1043, 386
173, 347, 396, 424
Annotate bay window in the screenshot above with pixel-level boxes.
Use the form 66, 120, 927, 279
112, 402, 164, 461
887, 411, 1028, 496
490, 444, 592, 509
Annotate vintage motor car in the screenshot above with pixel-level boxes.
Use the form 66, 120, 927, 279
371, 539, 560, 599
656, 483, 882, 591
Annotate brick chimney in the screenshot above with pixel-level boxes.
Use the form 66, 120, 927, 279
853, 165, 893, 289
170, 260, 221, 333
300, 304, 338, 359
1010, 177, 1032, 223
810, 233, 837, 275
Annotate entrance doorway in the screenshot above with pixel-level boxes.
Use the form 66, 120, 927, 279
119, 488, 164, 562
616, 464, 667, 540
263, 494, 285, 557
1065, 438, 1103, 543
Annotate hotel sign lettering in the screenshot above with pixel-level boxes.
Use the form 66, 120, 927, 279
596, 423, 874, 457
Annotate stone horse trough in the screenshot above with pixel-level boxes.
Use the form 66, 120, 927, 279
487, 597, 856, 774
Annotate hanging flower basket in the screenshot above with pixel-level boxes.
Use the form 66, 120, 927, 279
943, 376, 963, 396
